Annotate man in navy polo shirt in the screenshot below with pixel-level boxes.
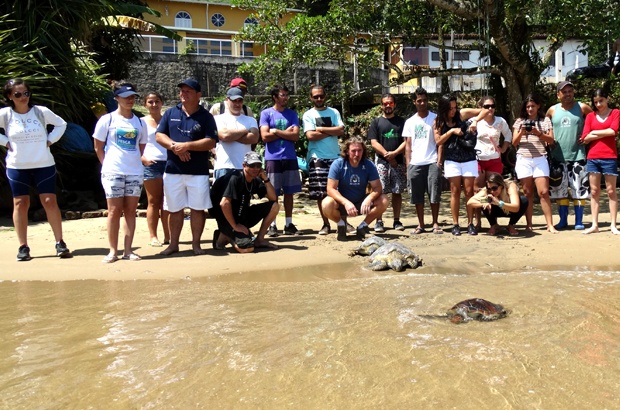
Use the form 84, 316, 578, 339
156, 78, 218, 256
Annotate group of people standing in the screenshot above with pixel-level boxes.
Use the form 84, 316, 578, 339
2, 75, 618, 261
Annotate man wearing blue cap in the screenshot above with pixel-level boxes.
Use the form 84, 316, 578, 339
156, 78, 218, 256
213, 87, 259, 180
210, 151, 279, 252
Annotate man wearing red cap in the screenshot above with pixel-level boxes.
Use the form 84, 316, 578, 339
209, 78, 254, 117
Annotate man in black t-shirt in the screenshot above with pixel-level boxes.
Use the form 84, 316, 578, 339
367, 93, 407, 232
209, 151, 279, 253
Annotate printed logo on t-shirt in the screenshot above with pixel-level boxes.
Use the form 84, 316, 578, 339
315, 116, 332, 127
350, 174, 361, 186
116, 127, 138, 151
383, 128, 399, 139
413, 124, 428, 140
560, 117, 573, 128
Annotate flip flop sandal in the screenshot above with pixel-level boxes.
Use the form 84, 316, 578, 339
122, 253, 142, 261
411, 227, 426, 235
102, 254, 119, 263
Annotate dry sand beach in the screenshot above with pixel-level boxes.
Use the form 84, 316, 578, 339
1, 192, 619, 281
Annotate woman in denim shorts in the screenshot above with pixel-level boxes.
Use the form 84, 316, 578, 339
579, 88, 620, 235
140, 92, 169, 247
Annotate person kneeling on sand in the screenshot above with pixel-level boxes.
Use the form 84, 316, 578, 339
467, 172, 528, 236
321, 136, 389, 241
209, 151, 280, 253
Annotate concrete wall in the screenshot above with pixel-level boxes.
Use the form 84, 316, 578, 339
127, 53, 388, 103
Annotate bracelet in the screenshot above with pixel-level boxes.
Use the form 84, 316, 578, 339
498, 200, 505, 208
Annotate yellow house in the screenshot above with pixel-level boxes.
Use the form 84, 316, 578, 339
141, 0, 299, 57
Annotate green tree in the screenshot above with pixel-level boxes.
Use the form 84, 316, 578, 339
0, 1, 180, 123
234, 0, 620, 119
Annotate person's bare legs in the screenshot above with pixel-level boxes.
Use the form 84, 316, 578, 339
392, 193, 402, 222
105, 197, 125, 257
430, 202, 441, 230
13, 195, 30, 247
605, 174, 619, 234
189, 209, 206, 255
161, 210, 183, 255
521, 176, 535, 230
121, 196, 140, 257
283, 193, 294, 221
255, 202, 280, 248
39, 193, 64, 243
583, 173, 601, 234
414, 202, 425, 230
534, 176, 558, 233
449, 176, 462, 226
363, 194, 389, 225
474, 170, 485, 229
317, 199, 329, 226
463, 176, 476, 226
144, 178, 164, 244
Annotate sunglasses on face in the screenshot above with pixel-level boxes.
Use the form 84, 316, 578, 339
382, 101, 395, 107
483, 104, 496, 109
311, 94, 325, 100
487, 185, 500, 192
13, 91, 31, 98
246, 163, 262, 169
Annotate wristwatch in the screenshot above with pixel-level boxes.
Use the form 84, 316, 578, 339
263, 178, 270, 184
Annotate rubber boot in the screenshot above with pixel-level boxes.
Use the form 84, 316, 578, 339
554, 205, 569, 230
574, 206, 585, 230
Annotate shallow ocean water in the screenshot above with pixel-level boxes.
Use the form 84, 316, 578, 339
1, 266, 619, 409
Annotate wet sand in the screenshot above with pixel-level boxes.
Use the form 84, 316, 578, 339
1, 193, 618, 281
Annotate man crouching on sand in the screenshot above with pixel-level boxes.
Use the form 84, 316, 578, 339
209, 151, 280, 252
321, 136, 389, 241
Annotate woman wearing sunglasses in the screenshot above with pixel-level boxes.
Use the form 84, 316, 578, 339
473, 96, 512, 231
511, 94, 557, 233
0, 78, 71, 261
467, 172, 528, 236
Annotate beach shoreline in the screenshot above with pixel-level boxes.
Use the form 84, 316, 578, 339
1, 192, 618, 281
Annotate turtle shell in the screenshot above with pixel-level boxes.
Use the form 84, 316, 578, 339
446, 298, 508, 324
349, 236, 387, 256
366, 243, 422, 271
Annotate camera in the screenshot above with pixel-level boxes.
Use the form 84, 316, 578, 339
524, 119, 536, 132
487, 196, 493, 203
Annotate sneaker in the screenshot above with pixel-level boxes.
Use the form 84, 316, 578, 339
267, 225, 279, 237
393, 220, 405, 231
356, 226, 367, 240
337, 225, 347, 241
55, 240, 72, 258
467, 224, 478, 236
284, 223, 301, 236
318, 225, 331, 235
346, 222, 356, 234
451, 224, 461, 236
17, 245, 31, 261
374, 220, 386, 233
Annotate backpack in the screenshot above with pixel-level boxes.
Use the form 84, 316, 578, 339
0, 105, 47, 135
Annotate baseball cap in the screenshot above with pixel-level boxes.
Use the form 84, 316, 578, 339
177, 78, 201, 92
557, 80, 574, 92
226, 87, 244, 101
114, 84, 138, 98
244, 151, 262, 165
230, 78, 248, 90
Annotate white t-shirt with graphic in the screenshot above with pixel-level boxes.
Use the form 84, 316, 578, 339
475, 116, 512, 161
403, 111, 437, 166
93, 111, 147, 175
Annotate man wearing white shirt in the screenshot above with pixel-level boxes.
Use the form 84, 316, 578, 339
403, 87, 443, 234
213, 87, 259, 180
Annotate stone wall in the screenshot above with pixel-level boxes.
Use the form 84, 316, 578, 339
127, 53, 388, 103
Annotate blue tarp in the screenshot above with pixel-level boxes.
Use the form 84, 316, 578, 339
56, 123, 94, 153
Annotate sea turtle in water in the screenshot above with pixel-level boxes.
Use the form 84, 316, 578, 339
366, 242, 422, 272
349, 236, 387, 256
446, 298, 508, 324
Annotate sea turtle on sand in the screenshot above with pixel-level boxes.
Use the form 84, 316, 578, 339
349, 236, 387, 256
366, 242, 422, 272
446, 298, 508, 324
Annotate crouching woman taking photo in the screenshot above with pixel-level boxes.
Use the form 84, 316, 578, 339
467, 172, 528, 236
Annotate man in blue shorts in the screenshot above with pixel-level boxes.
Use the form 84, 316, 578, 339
259, 85, 302, 237
156, 78, 218, 256
322, 136, 389, 241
